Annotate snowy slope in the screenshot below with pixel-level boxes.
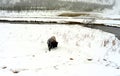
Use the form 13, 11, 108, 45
0, 0, 114, 7
102, 0, 120, 19
0, 0, 114, 11
0, 23, 120, 76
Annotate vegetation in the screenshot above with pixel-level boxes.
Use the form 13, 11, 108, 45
58, 12, 90, 17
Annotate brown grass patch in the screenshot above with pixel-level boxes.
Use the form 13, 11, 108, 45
11, 70, 20, 74
58, 13, 90, 17
2, 66, 7, 69
112, 40, 116, 46
103, 40, 109, 47
87, 58, 92, 61
70, 58, 74, 60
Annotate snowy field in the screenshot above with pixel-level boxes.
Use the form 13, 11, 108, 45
0, 23, 120, 76
0, 0, 120, 76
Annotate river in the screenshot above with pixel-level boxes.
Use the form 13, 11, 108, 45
89, 25, 120, 40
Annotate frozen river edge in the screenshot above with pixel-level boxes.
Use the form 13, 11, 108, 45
0, 17, 120, 40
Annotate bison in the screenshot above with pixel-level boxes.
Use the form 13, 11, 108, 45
47, 36, 58, 51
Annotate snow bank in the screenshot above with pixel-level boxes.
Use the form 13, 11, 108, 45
102, 0, 120, 18
0, 23, 120, 76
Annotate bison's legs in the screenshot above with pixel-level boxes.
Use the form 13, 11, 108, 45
48, 43, 52, 51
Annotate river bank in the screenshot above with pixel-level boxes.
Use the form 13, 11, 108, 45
0, 19, 119, 40
91, 25, 120, 40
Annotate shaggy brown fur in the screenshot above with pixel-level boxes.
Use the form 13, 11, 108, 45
47, 36, 58, 51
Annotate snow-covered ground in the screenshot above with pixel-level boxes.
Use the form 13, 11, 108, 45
0, 0, 120, 76
0, 23, 120, 76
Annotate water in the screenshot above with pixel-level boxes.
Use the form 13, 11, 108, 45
90, 25, 120, 40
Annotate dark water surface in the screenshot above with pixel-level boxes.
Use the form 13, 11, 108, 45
91, 25, 120, 40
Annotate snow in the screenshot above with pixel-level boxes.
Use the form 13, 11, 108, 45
0, 23, 120, 76
0, 0, 120, 76
0, 0, 119, 27
0, 10, 62, 18
101, 0, 120, 20
61, 0, 114, 5
0, 0, 114, 7
103, 0, 120, 15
